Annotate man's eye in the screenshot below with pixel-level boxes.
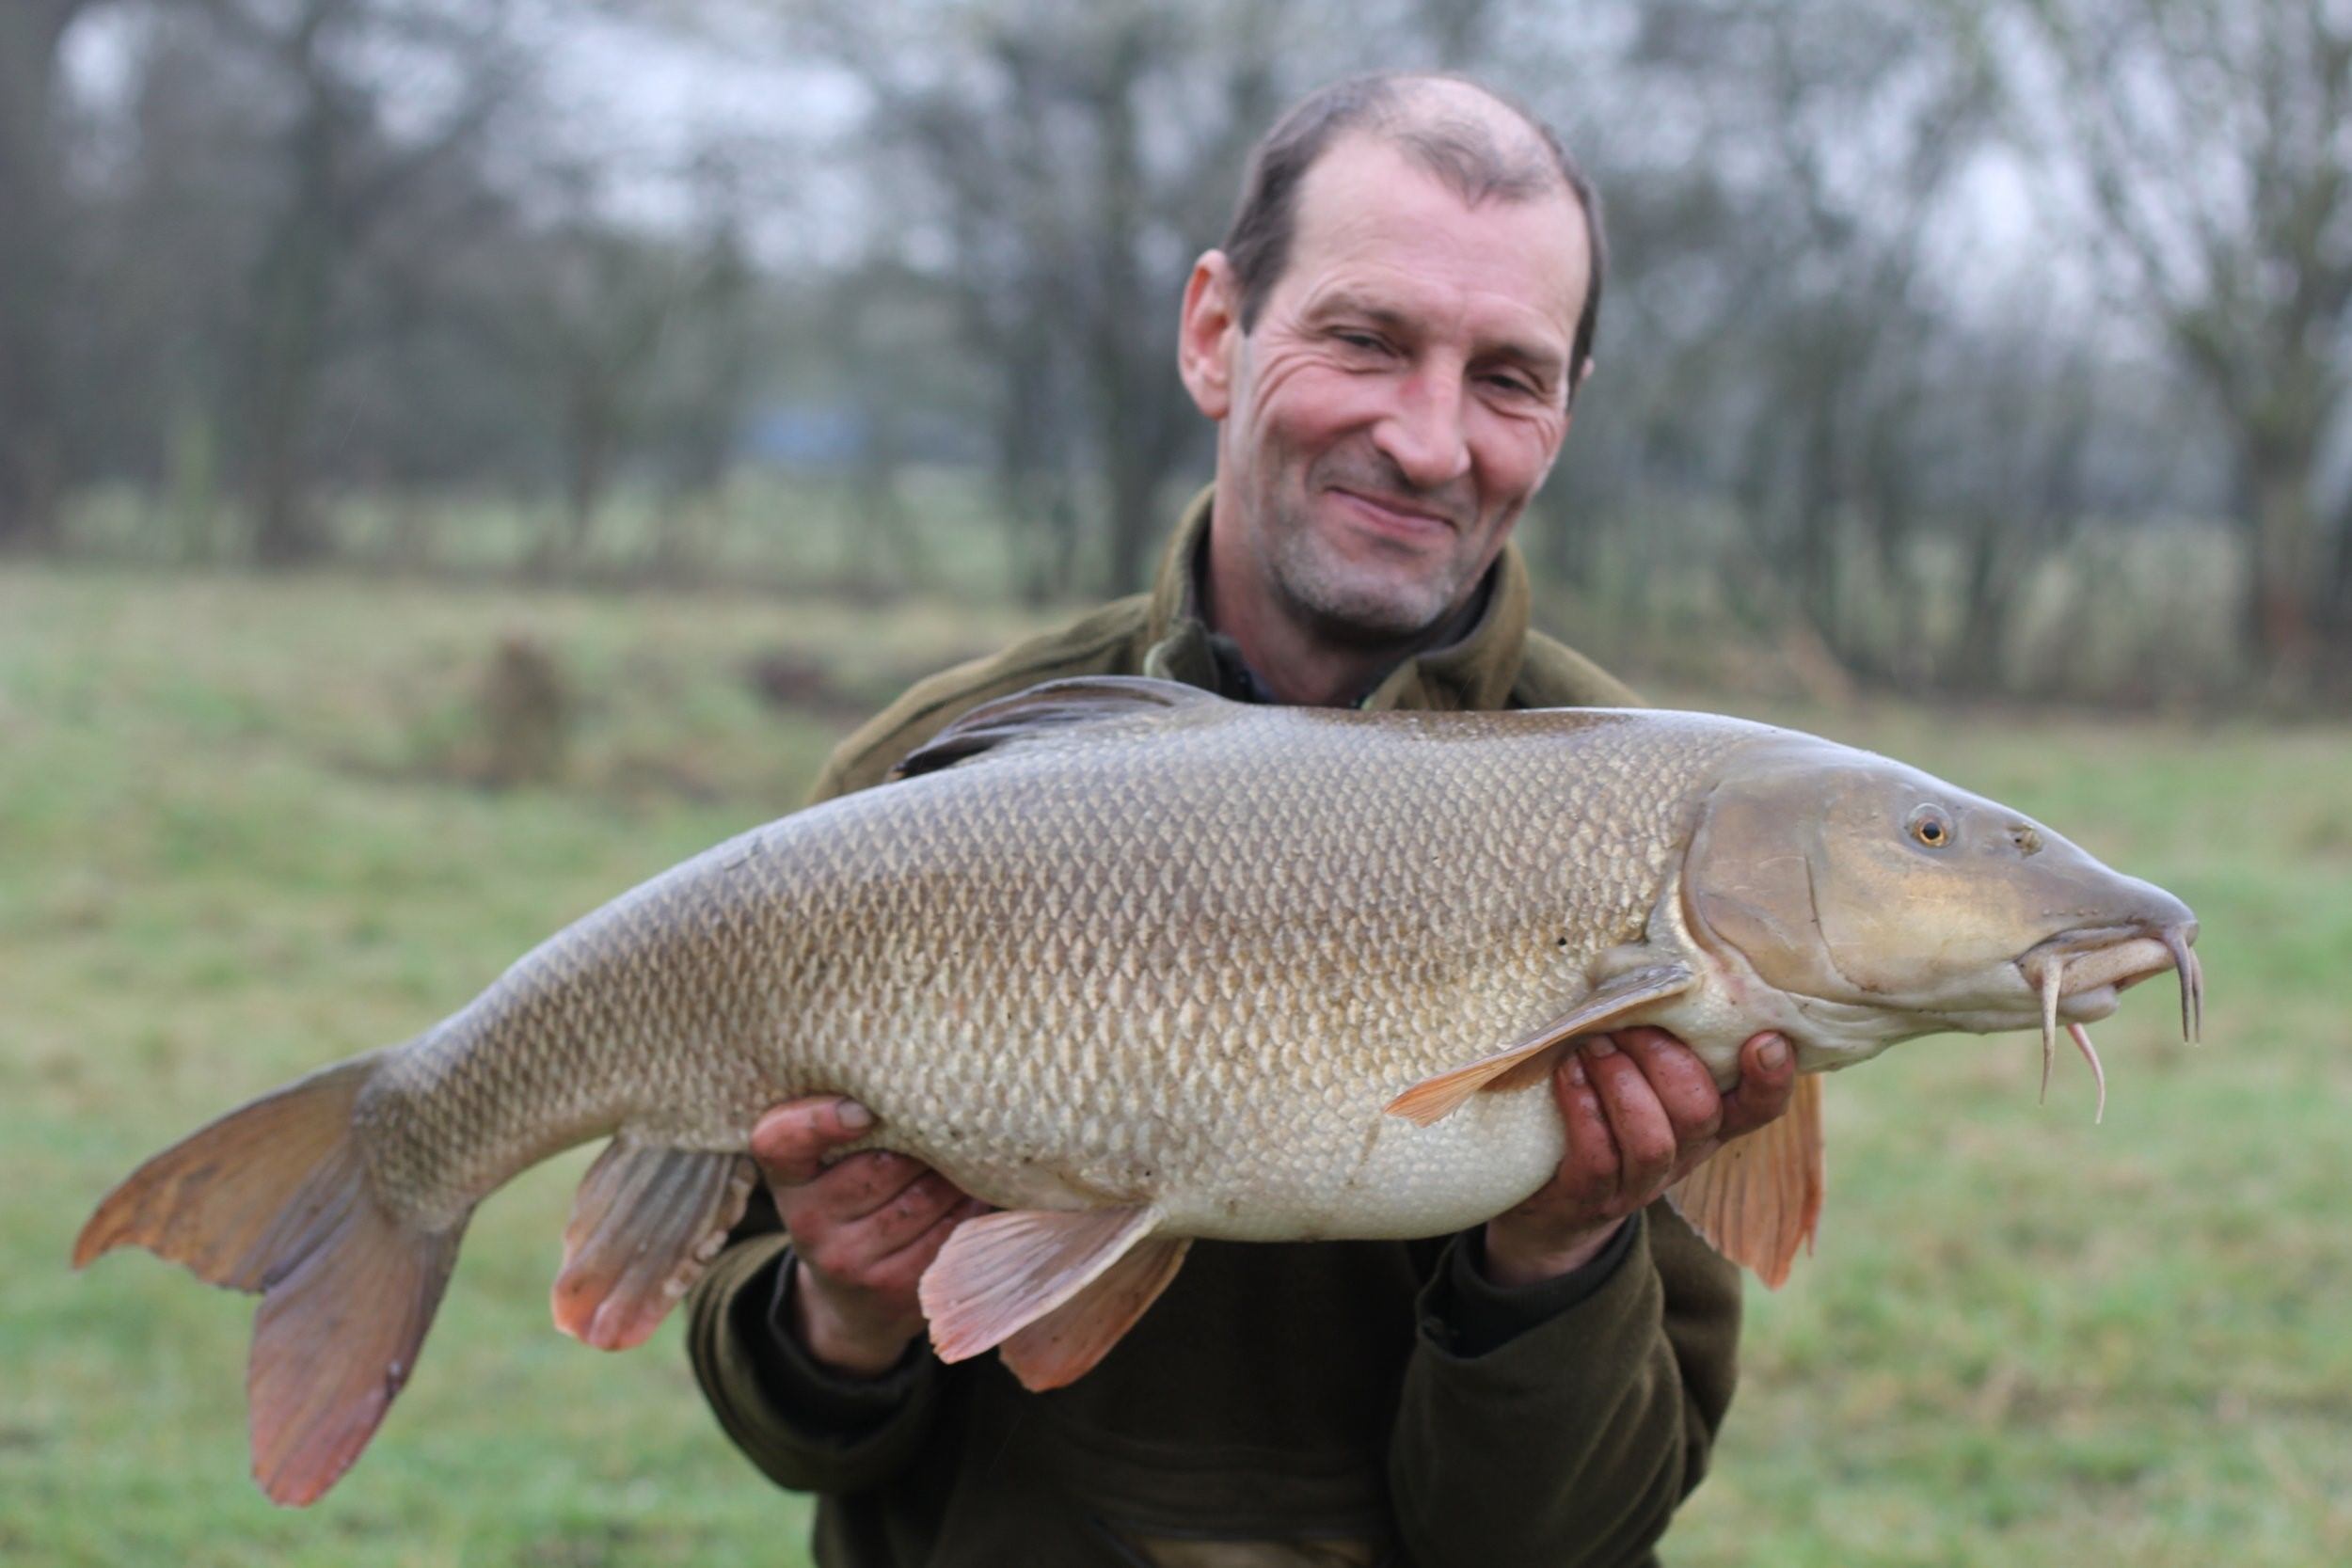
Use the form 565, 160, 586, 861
1334, 331, 1387, 353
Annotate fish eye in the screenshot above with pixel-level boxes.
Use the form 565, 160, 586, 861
1907, 805, 1955, 849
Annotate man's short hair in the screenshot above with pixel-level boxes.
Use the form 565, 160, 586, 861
1221, 73, 1607, 391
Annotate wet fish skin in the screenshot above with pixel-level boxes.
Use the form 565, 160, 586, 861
72, 677, 2199, 1505
359, 698, 1749, 1245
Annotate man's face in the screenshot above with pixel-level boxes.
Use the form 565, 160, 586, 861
1196, 134, 1590, 642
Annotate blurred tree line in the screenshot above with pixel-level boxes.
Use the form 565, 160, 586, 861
2, 0, 2347, 699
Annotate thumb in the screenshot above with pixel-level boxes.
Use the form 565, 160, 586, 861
750, 1096, 877, 1186
1720, 1032, 1795, 1140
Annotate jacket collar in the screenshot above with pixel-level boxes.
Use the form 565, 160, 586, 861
1140, 484, 1532, 712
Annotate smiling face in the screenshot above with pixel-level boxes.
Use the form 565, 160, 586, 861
1181, 130, 1593, 652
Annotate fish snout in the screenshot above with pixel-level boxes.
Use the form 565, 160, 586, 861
2021, 914, 2202, 1044
2012, 914, 2200, 1124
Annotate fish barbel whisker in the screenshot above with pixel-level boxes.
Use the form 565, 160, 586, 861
2026, 920, 2201, 1117
2039, 956, 2062, 1105
2067, 1021, 2106, 1124
2192, 945, 2205, 1039
2163, 927, 2204, 1043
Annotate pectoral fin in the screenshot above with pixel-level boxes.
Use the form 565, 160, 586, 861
1384, 963, 1698, 1127
920, 1203, 1168, 1377
1665, 1071, 1825, 1289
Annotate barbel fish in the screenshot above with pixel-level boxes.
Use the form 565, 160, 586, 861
74, 677, 2201, 1505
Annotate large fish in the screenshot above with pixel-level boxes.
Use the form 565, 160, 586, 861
75, 677, 2201, 1505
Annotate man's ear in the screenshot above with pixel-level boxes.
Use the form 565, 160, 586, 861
1177, 250, 1240, 421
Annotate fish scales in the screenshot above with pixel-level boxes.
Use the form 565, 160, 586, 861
358, 704, 1746, 1239
842, 705, 1721, 1232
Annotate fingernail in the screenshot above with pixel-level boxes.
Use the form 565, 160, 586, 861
1587, 1040, 1616, 1058
836, 1100, 875, 1130
1568, 1058, 1588, 1086
1758, 1037, 1788, 1071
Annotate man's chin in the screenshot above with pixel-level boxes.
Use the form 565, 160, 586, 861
1275, 557, 1460, 645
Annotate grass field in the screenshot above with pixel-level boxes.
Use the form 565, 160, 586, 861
4, 563, 2347, 1566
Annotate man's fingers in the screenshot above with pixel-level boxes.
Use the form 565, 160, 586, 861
802, 1167, 963, 1277
1719, 1032, 1796, 1140
805, 1150, 931, 1223
846, 1168, 970, 1248
1549, 1055, 1621, 1200
1618, 1028, 1725, 1146
1584, 1040, 1677, 1199
750, 1096, 878, 1186
866, 1196, 991, 1296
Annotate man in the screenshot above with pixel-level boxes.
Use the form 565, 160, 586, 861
688, 72, 1795, 1567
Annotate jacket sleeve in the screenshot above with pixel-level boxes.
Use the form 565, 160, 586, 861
684, 1230, 946, 1494
1386, 1201, 1742, 1568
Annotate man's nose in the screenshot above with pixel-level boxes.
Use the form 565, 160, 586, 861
1372, 366, 1473, 492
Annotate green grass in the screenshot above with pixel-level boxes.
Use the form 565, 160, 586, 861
61, 469, 1077, 604
4, 563, 2346, 1564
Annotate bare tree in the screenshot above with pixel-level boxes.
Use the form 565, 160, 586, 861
858, 5, 1215, 593
654, 156, 757, 506
2334, 483, 2352, 656
1935, 333, 2097, 690
197, 0, 519, 563
1574, 0, 1998, 684
2001, 0, 2352, 681
0, 0, 108, 552
531, 210, 680, 562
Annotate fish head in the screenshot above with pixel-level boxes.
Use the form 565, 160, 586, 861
1679, 735, 2199, 1068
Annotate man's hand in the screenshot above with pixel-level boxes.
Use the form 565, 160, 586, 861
751, 1096, 987, 1377
1482, 1030, 1795, 1288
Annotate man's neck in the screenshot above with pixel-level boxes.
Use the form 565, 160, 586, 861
1200, 588, 1403, 708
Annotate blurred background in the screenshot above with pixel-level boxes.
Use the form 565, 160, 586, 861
3, 1, 2348, 1564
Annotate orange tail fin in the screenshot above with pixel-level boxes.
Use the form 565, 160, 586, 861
73, 1052, 466, 1506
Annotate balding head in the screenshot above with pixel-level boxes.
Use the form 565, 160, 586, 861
1222, 73, 1607, 391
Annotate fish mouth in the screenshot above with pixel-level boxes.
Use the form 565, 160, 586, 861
2013, 921, 2203, 1123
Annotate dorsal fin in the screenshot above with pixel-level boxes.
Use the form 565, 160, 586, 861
891, 676, 1217, 780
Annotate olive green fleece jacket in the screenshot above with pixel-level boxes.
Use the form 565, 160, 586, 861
687, 490, 1746, 1568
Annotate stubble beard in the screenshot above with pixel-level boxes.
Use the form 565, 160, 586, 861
1261, 482, 1477, 648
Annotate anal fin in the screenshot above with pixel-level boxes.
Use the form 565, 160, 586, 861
1385, 963, 1696, 1126
919, 1203, 1164, 1370
997, 1235, 1191, 1390
1665, 1071, 1825, 1289
552, 1141, 758, 1350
